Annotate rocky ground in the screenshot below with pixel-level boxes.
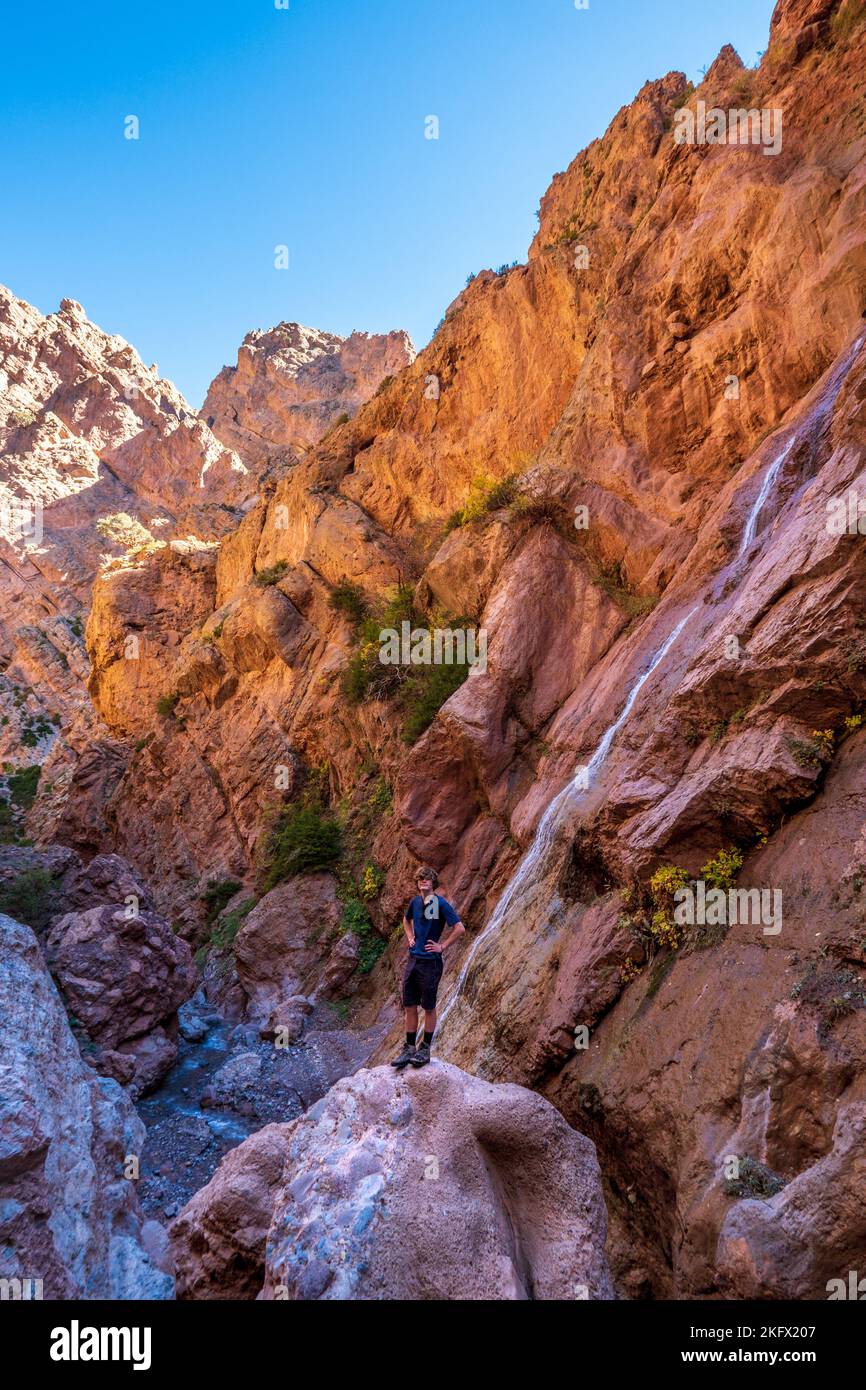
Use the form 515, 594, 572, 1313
137, 1000, 386, 1223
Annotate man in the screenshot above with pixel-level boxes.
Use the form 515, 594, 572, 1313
391, 866, 465, 1069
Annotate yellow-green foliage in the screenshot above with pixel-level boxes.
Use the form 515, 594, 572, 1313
447, 473, 522, 530
648, 864, 691, 950
96, 513, 156, 553
359, 862, 384, 900
700, 847, 744, 892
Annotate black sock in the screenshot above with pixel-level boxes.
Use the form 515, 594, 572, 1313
423, 1030, 434, 1046
406, 1031, 416, 1046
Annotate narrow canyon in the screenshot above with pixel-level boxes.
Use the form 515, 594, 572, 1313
2, 0, 866, 1302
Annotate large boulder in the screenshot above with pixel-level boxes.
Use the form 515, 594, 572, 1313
0, 913, 172, 1299
170, 1123, 294, 1300
170, 1061, 613, 1301
45, 903, 196, 1094
233, 873, 343, 1019
60, 852, 157, 915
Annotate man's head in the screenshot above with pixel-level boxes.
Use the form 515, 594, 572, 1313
415, 865, 439, 894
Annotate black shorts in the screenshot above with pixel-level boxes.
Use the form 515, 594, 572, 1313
402, 954, 444, 1010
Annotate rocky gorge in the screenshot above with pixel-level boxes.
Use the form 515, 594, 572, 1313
2, 0, 866, 1303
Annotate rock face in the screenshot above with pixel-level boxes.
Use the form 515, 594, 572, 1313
233, 874, 347, 1020
0, 912, 172, 1299
202, 322, 416, 468
171, 1062, 613, 1301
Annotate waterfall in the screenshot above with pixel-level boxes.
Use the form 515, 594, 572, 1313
439, 605, 698, 1027
737, 333, 864, 559
736, 437, 795, 557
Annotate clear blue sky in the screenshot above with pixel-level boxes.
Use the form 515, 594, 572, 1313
0, 0, 774, 406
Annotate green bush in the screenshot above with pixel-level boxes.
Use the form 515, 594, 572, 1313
401, 660, 470, 744
592, 561, 658, 622
368, 777, 393, 817
254, 561, 289, 588
341, 585, 417, 706
700, 847, 744, 892
7, 765, 41, 809
210, 897, 256, 953
724, 1156, 784, 1200
329, 580, 369, 627
263, 804, 343, 889
448, 473, 522, 529
340, 896, 386, 974
155, 692, 179, 718
0, 868, 56, 931
200, 877, 242, 928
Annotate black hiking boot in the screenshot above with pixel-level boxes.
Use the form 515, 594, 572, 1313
391, 1043, 416, 1069
410, 1041, 431, 1068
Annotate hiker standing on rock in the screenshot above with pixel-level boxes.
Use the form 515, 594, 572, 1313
391, 866, 465, 1070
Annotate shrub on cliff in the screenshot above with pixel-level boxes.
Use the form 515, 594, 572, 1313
831, 0, 866, 44
95, 512, 155, 552
446, 472, 521, 530
329, 580, 369, 628
401, 660, 470, 744
0, 867, 56, 931
340, 584, 473, 741
700, 847, 744, 891
6, 764, 41, 810
262, 804, 343, 889
155, 692, 179, 718
254, 560, 289, 588
723, 1156, 785, 1200
339, 895, 386, 974
201, 877, 242, 928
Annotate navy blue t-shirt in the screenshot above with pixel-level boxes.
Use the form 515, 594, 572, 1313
404, 894, 460, 959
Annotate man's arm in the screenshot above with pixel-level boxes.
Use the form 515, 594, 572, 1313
403, 906, 416, 949
425, 921, 465, 955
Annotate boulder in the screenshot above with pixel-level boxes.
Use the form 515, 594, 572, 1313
0, 912, 172, 1299
45, 903, 196, 1092
170, 1123, 293, 1300
171, 1062, 613, 1301
61, 852, 156, 914
234, 874, 343, 1019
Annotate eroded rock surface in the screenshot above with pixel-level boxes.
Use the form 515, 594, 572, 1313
202, 321, 416, 467
171, 1061, 613, 1301
0, 912, 172, 1299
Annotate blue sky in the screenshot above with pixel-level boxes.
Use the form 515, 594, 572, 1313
1, 0, 774, 406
